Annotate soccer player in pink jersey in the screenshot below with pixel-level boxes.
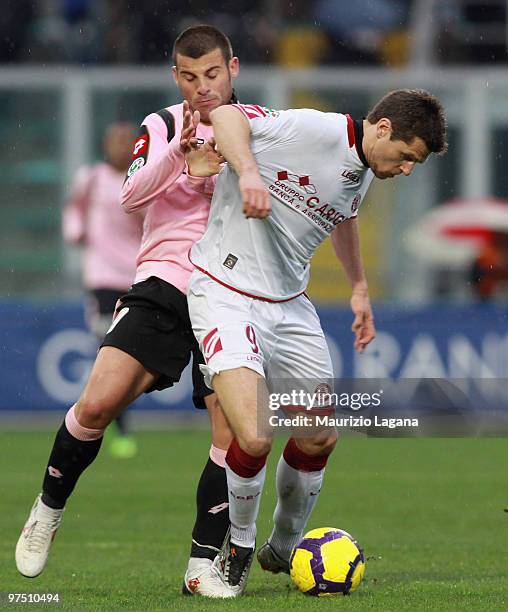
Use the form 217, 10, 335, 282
16, 26, 239, 597
187, 91, 447, 596
62, 122, 142, 458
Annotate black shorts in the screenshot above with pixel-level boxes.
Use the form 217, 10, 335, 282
88, 288, 124, 315
86, 288, 125, 340
101, 277, 212, 409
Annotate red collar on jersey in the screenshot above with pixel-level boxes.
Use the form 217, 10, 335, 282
346, 114, 369, 168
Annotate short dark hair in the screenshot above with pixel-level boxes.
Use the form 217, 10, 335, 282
172, 25, 233, 65
367, 89, 448, 155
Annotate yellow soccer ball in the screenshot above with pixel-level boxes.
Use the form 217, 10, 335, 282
289, 527, 365, 596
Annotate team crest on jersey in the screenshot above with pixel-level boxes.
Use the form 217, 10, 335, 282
351, 193, 361, 213
127, 157, 145, 176
315, 383, 332, 406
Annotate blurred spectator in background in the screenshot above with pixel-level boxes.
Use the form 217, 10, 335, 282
0, 0, 34, 62
437, 0, 508, 64
99, 0, 142, 64
313, 0, 413, 65
21, 0, 101, 64
62, 122, 142, 458
2, 0, 508, 67
271, 0, 330, 67
470, 232, 508, 300
134, 0, 272, 64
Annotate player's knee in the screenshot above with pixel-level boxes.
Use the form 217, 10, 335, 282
211, 423, 234, 450
237, 435, 272, 457
298, 429, 338, 456
75, 398, 116, 429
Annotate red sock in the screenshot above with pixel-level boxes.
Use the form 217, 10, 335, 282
283, 437, 330, 472
226, 438, 268, 478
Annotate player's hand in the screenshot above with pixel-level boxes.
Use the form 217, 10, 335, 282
350, 284, 376, 353
180, 100, 200, 153
186, 138, 225, 177
239, 170, 271, 219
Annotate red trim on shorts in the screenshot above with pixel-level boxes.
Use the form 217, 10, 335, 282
283, 437, 331, 472
346, 114, 355, 148
226, 438, 268, 478
188, 253, 304, 303
202, 327, 223, 362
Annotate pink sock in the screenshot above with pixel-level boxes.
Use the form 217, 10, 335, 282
65, 404, 105, 441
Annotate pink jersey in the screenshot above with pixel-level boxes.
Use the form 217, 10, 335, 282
63, 162, 142, 291
120, 103, 215, 295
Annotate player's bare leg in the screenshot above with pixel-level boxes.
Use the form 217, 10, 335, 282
75, 347, 158, 428
258, 424, 338, 573
16, 347, 157, 578
202, 367, 272, 597
183, 393, 235, 597
88, 307, 139, 459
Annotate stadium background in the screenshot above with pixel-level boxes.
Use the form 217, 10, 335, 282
0, 1, 507, 608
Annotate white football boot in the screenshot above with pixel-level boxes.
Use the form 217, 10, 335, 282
182, 557, 241, 598
16, 494, 64, 577
207, 537, 255, 598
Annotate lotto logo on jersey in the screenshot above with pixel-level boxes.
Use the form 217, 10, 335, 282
126, 124, 150, 180
131, 125, 150, 160
132, 135, 148, 158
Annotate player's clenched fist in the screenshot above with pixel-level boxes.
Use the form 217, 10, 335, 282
239, 170, 271, 219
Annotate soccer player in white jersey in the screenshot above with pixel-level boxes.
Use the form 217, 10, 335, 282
187, 90, 447, 596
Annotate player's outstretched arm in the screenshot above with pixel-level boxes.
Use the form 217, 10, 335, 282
210, 106, 271, 219
121, 103, 199, 213
331, 219, 376, 353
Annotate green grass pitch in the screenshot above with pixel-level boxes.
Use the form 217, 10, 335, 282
0, 431, 506, 610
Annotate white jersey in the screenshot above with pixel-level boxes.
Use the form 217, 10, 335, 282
190, 104, 375, 301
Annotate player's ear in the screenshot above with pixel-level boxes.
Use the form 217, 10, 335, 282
171, 65, 178, 85
229, 57, 240, 79
376, 118, 392, 139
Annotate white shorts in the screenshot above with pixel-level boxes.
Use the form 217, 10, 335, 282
188, 270, 334, 406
